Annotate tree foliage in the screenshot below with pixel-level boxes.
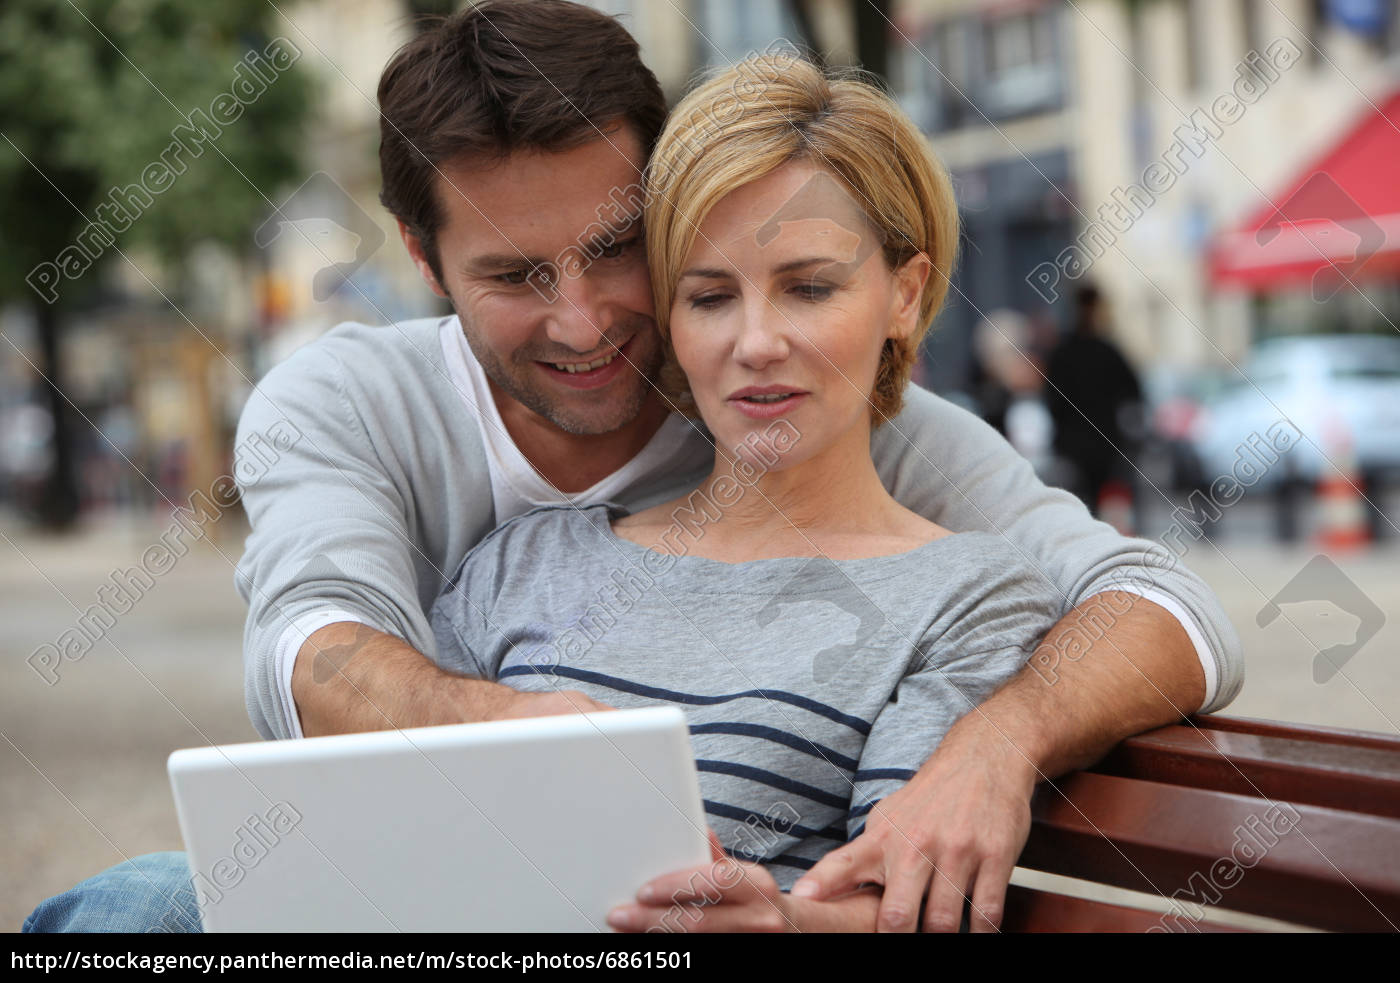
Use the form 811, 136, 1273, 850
0, 0, 314, 305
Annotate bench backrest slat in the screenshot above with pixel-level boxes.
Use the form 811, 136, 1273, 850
1093, 725, 1400, 819
1021, 770, 1400, 932
1191, 714, 1400, 753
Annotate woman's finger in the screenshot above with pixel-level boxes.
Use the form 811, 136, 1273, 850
638, 858, 749, 907
706, 828, 727, 861
608, 898, 788, 934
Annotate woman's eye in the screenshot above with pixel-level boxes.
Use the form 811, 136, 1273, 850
688, 293, 729, 310
792, 283, 834, 302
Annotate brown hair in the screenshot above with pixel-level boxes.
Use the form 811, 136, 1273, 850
377, 0, 667, 280
646, 57, 959, 424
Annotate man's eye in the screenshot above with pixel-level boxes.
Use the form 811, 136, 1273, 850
598, 236, 641, 261
498, 270, 530, 285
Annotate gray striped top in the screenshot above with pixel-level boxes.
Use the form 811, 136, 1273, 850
429, 502, 1065, 889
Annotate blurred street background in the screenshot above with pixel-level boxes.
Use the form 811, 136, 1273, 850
3, 0, 1400, 930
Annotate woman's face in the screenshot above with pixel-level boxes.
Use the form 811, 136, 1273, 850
668, 160, 927, 472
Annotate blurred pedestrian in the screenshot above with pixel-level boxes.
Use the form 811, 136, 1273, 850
972, 309, 1058, 479
1045, 285, 1144, 517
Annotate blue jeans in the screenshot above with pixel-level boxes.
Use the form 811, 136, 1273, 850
23, 851, 202, 933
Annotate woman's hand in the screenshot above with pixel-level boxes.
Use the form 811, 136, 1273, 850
791, 720, 1035, 932
606, 831, 795, 933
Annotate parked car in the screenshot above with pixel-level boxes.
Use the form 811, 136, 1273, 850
1140, 366, 1230, 493
1189, 334, 1400, 489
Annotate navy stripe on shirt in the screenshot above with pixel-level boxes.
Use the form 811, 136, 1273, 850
500, 663, 872, 734
852, 768, 917, 783
689, 722, 860, 772
703, 800, 847, 842
766, 853, 819, 872
696, 759, 850, 811
848, 798, 881, 821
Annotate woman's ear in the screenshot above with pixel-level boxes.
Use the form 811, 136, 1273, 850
888, 252, 932, 341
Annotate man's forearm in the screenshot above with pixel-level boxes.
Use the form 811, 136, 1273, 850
791, 592, 1211, 931
949, 592, 1205, 779
290, 622, 513, 737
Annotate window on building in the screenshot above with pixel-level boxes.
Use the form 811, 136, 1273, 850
1303, 0, 1328, 67
1128, 0, 1153, 171
978, 3, 1063, 120
933, 18, 974, 129
1182, 0, 1204, 91
1243, 0, 1264, 57
890, 26, 935, 131
691, 0, 801, 68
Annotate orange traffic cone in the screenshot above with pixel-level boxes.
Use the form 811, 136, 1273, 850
1316, 422, 1369, 551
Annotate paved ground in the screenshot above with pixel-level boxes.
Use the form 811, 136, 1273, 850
3, 505, 1396, 932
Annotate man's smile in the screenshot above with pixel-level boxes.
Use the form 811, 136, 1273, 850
535, 335, 637, 389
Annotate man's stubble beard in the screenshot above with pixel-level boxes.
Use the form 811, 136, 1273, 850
461, 313, 666, 437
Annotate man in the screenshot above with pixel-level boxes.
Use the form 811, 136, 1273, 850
1046, 284, 1146, 515
27, 0, 1239, 934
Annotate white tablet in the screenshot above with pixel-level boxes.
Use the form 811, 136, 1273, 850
168, 706, 709, 932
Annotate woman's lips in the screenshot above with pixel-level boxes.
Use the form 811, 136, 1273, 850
726, 392, 808, 419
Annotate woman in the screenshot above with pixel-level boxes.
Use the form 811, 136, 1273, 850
428, 57, 1062, 932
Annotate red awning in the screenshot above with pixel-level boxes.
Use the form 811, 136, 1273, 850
1209, 88, 1400, 290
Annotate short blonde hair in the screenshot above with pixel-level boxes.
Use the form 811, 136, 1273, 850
645, 56, 959, 423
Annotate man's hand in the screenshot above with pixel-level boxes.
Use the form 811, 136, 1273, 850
792, 593, 1205, 933
794, 717, 1035, 932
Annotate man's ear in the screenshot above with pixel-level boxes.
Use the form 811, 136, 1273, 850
397, 219, 449, 299
888, 252, 932, 341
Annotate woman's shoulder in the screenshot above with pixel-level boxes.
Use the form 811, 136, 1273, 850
446, 502, 618, 589
905, 531, 1067, 653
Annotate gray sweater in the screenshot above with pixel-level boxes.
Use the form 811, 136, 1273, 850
234, 316, 1242, 740
428, 503, 1064, 888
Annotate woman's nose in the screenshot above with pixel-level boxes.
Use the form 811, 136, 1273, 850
731, 301, 790, 369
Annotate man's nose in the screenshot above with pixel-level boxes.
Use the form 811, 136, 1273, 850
544, 272, 613, 354
732, 299, 790, 369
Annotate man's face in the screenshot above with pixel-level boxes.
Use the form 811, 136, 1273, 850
403, 128, 663, 435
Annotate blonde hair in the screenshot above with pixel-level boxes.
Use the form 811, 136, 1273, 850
645, 56, 959, 423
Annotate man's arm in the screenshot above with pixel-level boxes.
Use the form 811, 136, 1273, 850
810, 386, 1239, 931
233, 328, 440, 739
291, 622, 611, 736
871, 384, 1242, 710
795, 593, 1199, 932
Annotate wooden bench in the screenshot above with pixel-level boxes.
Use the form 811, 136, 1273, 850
1003, 713, 1400, 932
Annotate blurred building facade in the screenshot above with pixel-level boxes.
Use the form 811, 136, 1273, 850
889, 0, 1400, 396
10, 0, 1399, 523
